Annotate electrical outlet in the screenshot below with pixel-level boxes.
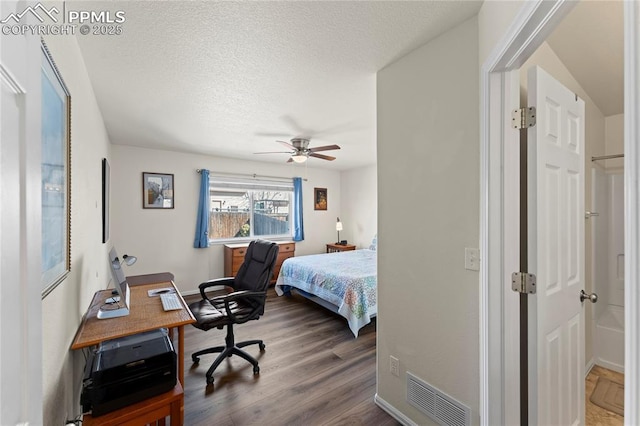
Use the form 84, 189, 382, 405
390, 355, 399, 377
465, 248, 480, 271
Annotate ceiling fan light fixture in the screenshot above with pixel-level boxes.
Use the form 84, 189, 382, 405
291, 153, 308, 163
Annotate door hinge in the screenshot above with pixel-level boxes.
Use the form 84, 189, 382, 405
512, 107, 536, 129
512, 272, 537, 294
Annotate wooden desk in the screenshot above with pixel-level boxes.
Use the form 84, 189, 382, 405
72, 277, 195, 424
82, 382, 183, 426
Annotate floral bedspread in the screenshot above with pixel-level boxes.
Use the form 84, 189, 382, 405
274, 249, 377, 337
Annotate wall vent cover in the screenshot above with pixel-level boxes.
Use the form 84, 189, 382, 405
407, 372, 471, 426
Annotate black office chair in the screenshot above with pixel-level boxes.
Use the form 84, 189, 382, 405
188, 239, 279, 384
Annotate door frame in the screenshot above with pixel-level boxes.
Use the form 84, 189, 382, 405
479, 1, 640, 425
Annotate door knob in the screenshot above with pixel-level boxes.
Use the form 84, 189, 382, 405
580, 290, 598, 303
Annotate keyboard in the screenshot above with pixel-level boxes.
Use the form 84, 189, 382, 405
160, 293, 182, 311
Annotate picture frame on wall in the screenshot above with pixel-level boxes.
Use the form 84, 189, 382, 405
314, 187, 327, 210
102, 158, 110, 243
41, 41, 71, 299
143, 172, 174, 209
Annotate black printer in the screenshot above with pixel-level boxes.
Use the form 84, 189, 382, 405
81, 328, 176, 417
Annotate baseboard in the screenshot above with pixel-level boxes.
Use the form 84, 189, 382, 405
374, 393, 417, 426
594, 359, 625, 374
585, 357, 595, 378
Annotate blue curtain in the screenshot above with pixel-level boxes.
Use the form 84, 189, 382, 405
193, 169, 210, 248
292, 177, 304, 241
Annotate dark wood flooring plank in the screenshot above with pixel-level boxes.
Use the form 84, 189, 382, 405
182, 288, 397, 425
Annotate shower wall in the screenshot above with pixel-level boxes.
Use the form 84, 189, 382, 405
592, 167, 625, 372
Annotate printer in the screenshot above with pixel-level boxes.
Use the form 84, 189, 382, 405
81, 328, 176, 417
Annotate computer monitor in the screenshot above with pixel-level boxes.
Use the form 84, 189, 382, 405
97, 247, 131, 319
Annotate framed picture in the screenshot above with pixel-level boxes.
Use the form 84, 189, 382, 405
102, 158, 110, 243
41, 41, 71, 298
314, 187, 327, 210
143, 172, 174, 209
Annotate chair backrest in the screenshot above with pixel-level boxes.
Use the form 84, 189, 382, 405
234, 240, 279, 292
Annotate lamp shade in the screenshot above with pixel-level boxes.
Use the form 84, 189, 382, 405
122, 254, 137, 266
336, 222, 343, 231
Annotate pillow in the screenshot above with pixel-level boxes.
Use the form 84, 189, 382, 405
369, 234, 377, 251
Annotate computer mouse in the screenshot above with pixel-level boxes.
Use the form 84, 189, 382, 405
111, 289, 118, 295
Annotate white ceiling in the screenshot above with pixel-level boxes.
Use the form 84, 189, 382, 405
77, 1, 623, 171
76, 1, 482, 170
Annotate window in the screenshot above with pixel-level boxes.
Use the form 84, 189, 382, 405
209, 176, 293, 241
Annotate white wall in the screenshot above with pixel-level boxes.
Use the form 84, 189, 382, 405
376, 16, 480, 424
605, 113, 624, 171
340, 164, 377, 248
478, 1, 524, 66
111, 145, 342, 293
39, 35, 113, 424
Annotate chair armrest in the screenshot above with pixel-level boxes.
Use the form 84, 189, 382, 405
211, 290, 267, 324
198, 278, 234, 299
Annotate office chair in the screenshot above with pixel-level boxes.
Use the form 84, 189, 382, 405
188, 239, 279, 384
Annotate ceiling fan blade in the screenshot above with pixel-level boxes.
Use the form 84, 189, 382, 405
253, 151, 292, 154
277, 140, 296, 149
309, 152, 336, 161
309, 144, 341, 153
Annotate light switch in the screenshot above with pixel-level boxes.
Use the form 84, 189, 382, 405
465, 248, 480, 271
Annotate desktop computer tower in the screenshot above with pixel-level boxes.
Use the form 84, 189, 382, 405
81, 328, 176, 417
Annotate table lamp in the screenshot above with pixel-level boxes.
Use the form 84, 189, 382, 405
336, 217, 343, 244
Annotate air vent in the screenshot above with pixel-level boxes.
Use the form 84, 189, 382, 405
407, 372, 470, 426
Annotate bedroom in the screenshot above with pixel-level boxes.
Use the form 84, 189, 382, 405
7, 1, 455, 423
3, 1, 640, 425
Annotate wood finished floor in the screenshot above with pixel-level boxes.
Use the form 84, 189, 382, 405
586, 365, 624, 426
182, 288, 399, 426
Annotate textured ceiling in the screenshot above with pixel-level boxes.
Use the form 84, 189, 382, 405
75, 1, 482, 170
547, 0, 624, 117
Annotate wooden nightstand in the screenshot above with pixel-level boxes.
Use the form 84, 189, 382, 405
224, 241, 295, 284
326, 243, 356, 253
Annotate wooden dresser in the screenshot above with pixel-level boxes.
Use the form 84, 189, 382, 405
224, 241, 295, 283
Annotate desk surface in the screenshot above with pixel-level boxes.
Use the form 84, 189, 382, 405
71, 280, 195, 349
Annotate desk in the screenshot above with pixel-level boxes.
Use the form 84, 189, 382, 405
72, 275, 195, 424
82, 382, 183, 426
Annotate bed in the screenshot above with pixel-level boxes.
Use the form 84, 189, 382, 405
274, 248, 377, 337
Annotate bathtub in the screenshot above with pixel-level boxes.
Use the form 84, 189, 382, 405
595, 305, 625, 373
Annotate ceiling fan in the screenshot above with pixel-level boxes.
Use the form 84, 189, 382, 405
254, 138, 341, 163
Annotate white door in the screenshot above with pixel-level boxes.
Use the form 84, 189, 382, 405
527, 65, 586, 426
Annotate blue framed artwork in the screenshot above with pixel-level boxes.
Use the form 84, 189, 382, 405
41, 41, 71, 298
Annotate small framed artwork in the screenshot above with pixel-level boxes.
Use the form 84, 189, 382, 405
314, 187, 327, 211
143, 172, 174, 209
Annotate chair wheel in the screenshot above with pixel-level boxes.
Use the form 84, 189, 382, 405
259, 343, 266, 351
253, 366, 260, 375
192, 355, 200, 363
